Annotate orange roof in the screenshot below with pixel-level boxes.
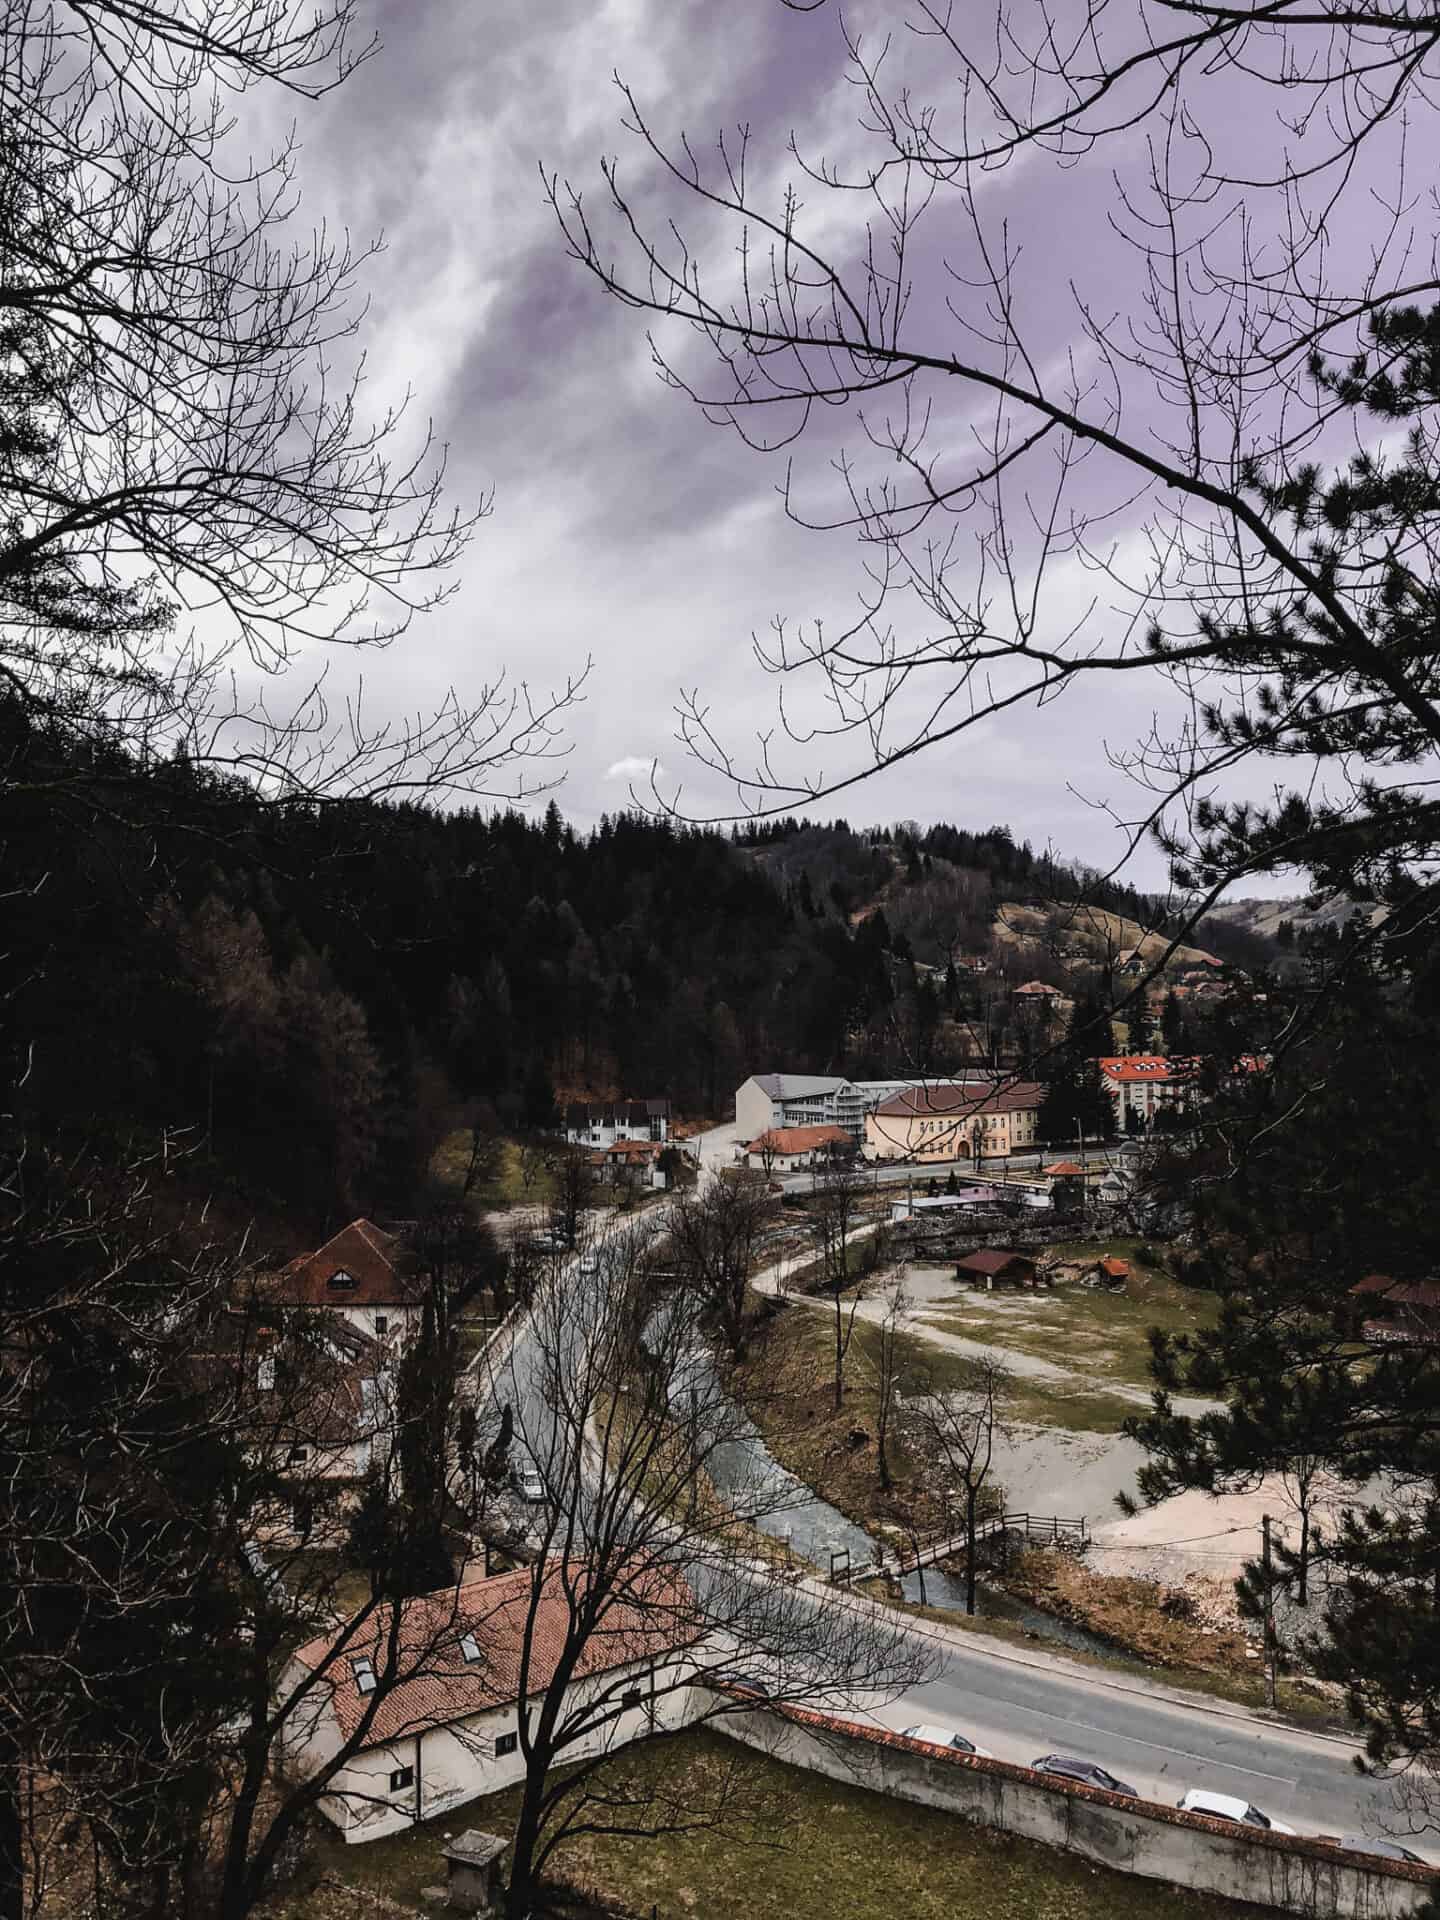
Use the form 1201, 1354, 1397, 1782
291, 1559, 697, 1749
1043, 1161, 1085, 1177
273, 1219, 423, 1309
1098, 1256, 1131, 1279
1014, 980, 1065, 996
745, 1124, 850, 1156
1097, 1055, 1197, 1083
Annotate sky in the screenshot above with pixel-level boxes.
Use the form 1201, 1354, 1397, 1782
249, 0, 1385, 893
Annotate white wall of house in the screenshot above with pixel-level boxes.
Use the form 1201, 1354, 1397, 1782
333, 1303, 420, 1344
734, 1078, 781, 1142
301, 1662, 704, 1844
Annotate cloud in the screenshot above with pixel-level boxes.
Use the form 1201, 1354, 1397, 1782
605, 755, 667, 783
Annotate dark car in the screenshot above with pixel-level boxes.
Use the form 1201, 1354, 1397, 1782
1337, 1835, 1427, 1865
1032, 1753, 1139, 1798
723, 1673, 772, 1699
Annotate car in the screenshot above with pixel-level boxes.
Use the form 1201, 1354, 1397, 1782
722, 1672, 772, 1699
1336, 1834, 1427, 1865
578, 1250, 600, 1276
902, 1722, 993, 1759
515, 1464, 546, 1503
1175, 1789, 1296, 1834
1032, 1753, 1139, 1798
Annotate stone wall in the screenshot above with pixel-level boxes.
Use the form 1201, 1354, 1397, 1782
716, 1700, 1436, 1919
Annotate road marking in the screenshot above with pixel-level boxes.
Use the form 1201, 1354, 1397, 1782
995, 1698, 1298, 1785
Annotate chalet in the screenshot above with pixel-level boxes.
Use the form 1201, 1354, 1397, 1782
565, 1099, 670, 1149
1350, 1274, 1440, 1346
281, 1560, 703, 1843
738, 1123, 850, 1171
267, 1219, 426, 1345
955, 1248, 1040, 1291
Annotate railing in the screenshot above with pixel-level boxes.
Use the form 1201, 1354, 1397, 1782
890, 1510, 1087, 1576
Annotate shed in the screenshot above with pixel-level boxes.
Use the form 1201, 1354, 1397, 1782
955, 1248, 1040, 1291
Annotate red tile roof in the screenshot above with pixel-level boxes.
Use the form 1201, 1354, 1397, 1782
1043, 1161, 1085, 1177
744, 1124, 850, 1156
1350, 1274, 1440, 1307
1014, 980, 1066, 996
272, 1219, 423, 1309
874, 1080, 1044, 1119
1098, 1256, 1131, 1279
292, 1559, 698, 1750
1096, 1055, 1197, 1084
956, 1248, 1035, 1277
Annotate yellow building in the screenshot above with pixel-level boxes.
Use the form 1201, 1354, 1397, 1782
864, 1079, 1044, 1162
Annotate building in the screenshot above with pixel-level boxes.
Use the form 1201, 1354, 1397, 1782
565, 1099, 671, 1149
1350, 1274, 1440, 1345
586, 1138, 669, 1190
267, 1218, 426, 1345
955, 1248, 1040, 1290
1096, 1055, 1199, 1130
734, 1073, 918, 1143
863, 1079, 1044, 1162
737, 1123, 851, 1171
1013, 980, 1069, 1004
282, 1560, 702, 1843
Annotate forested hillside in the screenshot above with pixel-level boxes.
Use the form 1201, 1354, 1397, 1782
8, 711, 1281, 1241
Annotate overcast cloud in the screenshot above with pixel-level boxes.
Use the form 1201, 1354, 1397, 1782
252, 0, 1326, 891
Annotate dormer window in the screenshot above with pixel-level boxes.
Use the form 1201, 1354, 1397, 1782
459, 1632, 482, 1664
351, 1657, 377, 1695
326, 1269, 358, 1292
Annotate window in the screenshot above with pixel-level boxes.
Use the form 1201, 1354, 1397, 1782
495, 1731, 518, 1757
374, 1315, 389, 1336
459, 1632, 482, 1664
351, 1657, 377, 1695
389, 1765, 413, 1793
326, 1270, 357, 1292
286, 1445, 309, 1466
621, 1687, 644, 1712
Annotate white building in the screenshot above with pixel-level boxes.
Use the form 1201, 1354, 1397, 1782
282, 1560, 704, 1843
734, 1074, 917, 1143
564, 1098, 671, 1149
266, 1219, 427, 1346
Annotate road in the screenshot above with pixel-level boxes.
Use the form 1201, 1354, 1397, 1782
474, 1213, 1414, 1855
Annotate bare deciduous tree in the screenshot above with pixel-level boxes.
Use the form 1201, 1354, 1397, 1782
902, 1359, 1010, 1616
667, 1174, 775, 1362
870, 1275, 912, 1493
812, 1162, 869, 1410
477, 1223, 935, 1919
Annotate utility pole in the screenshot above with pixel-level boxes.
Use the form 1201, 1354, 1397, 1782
1262, 1514, 1277, 1708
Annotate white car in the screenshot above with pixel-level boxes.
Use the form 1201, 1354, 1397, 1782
1176, 1788, 1296, 1834
516, 1465, 546, 1503
901, 1722, 993, 1759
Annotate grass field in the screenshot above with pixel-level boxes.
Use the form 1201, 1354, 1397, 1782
297, 1728, 1271, 1920
430, 1130, 557, 1211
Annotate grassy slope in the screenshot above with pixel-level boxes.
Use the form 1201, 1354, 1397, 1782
430, 1130, 557, 1210
294, 1729, 1271, 1920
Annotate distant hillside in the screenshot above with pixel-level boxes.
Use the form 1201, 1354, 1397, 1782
1203, 894, 1377, 944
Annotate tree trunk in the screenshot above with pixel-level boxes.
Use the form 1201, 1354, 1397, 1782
0, 1710, 22, 1920
504, 1764, 550, 1920
1297, 1506, 1309, 1607
965, 1489, 978, 1616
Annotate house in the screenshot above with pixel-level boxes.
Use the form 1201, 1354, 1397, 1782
1350, 1274, 1440, 1345
1114, 948, 1149, 976
1096, 1055, 1198, 1130
1081, 1254, 1131, 1289
955, 1248, 1040, 1291
1013, 980, 1069, 1004
587, 1139, 669, 1190
267, 1219, 426, 1345
738, 1123, 851, 1171
282, 1559, 703, 1843
734, 1073, 919, 1142
565, 1099, 671, 1150
864, 1079, 1044, 1162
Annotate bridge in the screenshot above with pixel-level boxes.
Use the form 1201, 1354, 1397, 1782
828, 1511, 1088, 1584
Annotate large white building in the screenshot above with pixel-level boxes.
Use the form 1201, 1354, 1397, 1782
734, 1073, 918, 1143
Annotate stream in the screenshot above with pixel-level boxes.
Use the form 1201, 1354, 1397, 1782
703, 1369, 1114, 1658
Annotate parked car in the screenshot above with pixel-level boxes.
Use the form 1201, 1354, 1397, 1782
515, 1463, 546, 1503
902, 1723, 993, 1759
1335, 1834, 1427, 1865
1176, 1789, 1295, 1834
578, 1249, 600, 1276
1032, 1753, 1139, 1798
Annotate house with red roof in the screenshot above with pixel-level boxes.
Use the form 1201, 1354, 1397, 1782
1350, 1274, 1440, 1346
738, 1123, 851, 1170
864, 1078, 1044, 1163
1096, 1055, 1199, 1130
266, 1218, 427, 1345
281, 1559, 704, 1842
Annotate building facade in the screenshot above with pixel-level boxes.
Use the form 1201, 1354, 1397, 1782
1096, 1055, 1198, 1129
565, 1098, 671, 1149
267, 1218, 426, 1345
863, 1079, 1044, 1161
735, 1074, 920, 1143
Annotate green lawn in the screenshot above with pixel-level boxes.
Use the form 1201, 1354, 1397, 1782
914, 1249, 1215, 1395
430, 1131, 557, 1211
295, 1728, 1271, 1920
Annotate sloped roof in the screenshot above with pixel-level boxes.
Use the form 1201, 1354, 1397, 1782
1014, 980, 1066, 996
566, 1098, 670, 1128
956, 1248, 1034, 1276
291, 1559, 697, 1749
1043, 1161, 1085, 1177
745, 1124, 850, 1156
874, 1080, 1044, 1119
1096, 1055, 1197, 1084
750, 1073, 847, 1099
1097, 1256, 1131, 1279
274, 1219, 423, 1309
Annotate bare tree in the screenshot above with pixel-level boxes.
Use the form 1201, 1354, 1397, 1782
870, 1276, 912, 1493
475, 1223, 935, 1920
549, 3, 1440, 965
667, 1174, 775, 1362
548, 1148, 596, 1252
812, 1162, 869, 1410
902, 1359, 1010, 1616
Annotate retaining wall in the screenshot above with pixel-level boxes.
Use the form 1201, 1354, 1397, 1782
716, 1700, 1437, 1918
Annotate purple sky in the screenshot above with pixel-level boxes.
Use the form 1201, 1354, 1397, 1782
248, 0, 1404, 893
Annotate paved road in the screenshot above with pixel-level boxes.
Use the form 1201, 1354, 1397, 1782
475, 1220, 1415, 1854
